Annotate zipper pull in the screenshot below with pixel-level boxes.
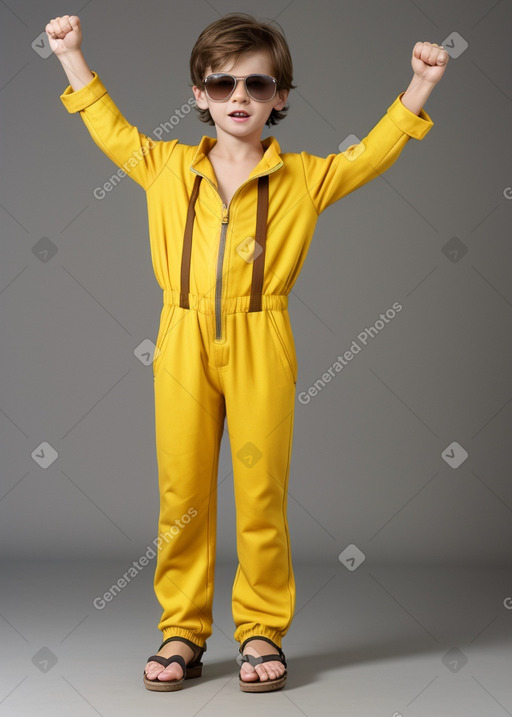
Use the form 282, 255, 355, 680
222, 203, 229, 224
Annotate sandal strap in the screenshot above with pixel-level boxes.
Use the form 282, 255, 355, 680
146, 653, 186, 671
240, 635, 281, 653
237, 635, 287, 668
145, 636, 207, 675
236, 652, 287, 668
158, 636, 206, 663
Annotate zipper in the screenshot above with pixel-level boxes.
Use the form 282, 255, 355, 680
191, 163, 282, 342
215, 203, 229, 340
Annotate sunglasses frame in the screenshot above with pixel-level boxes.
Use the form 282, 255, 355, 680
202, 73, 278, 103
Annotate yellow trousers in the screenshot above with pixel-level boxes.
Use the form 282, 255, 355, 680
152, 290, 297, 651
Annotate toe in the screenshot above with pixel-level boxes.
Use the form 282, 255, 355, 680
256, 666, 269, 681
257, 660, 284, 681
240, 664, 259, 682
144, 662, 162, 680
144, 660, 184, 682
157, 664, 183, 681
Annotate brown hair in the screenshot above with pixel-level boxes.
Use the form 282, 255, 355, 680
189, 12, 296, 127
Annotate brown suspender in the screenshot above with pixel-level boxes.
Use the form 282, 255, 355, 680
248, 174, 269, 313
179, 173, 202, 310
179, 174, 269, 312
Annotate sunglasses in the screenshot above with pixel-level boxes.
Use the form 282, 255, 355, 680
202, 73, 277, 102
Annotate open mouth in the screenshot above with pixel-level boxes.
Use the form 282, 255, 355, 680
228, 111, 250, 118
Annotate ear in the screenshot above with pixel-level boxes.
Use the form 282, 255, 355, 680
273, 88, 289, 111
192, 85, 208, 110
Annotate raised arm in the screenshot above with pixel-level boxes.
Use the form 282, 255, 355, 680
301, 41, 450, 214
46, 15, 176, 190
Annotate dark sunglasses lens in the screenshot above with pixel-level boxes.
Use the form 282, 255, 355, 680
206, 75, 235, 100
246, 75, 275, 100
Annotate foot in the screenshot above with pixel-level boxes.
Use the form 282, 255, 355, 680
239, 639, 286, 683
144, 640, 198, 683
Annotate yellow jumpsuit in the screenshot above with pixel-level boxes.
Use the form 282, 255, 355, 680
60, 72, 433, 650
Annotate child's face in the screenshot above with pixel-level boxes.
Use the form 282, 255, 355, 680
193, 49, 289, 137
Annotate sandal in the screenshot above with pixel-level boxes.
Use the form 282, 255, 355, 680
143, 636, 207, 691
236, 635, 288, 692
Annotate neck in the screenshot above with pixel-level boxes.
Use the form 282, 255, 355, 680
211, 125, 265, 161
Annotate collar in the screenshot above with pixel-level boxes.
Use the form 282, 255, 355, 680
189, 135, 283, 184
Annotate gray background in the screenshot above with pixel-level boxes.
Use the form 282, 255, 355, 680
1, 0, 512, 567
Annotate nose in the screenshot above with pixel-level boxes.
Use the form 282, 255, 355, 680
231, 78, 249, 102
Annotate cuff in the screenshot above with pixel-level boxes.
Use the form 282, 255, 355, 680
60, 70, 107, 113
386, 92, 434, 140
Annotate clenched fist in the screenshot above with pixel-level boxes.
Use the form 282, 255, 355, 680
46, 15, 82, 55
411, 41, 449, 85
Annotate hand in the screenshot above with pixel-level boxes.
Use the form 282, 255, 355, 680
411, 41, 449, 85
46, 15, 82, 56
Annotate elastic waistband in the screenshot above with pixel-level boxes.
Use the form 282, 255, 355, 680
163, 288, 288, 313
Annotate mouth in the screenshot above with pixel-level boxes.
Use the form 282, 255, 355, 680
228, 111, 250, 118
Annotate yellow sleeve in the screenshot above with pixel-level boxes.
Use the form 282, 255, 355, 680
60, 71, 177, 190
300, 92, 434, 215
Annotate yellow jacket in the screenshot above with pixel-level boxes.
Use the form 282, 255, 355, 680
60, 72, 433, 334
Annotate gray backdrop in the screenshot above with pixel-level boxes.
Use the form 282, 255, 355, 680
1, 0, 511, 565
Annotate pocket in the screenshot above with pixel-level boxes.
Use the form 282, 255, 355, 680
267, 309, 298, 384
153, 304, 176, 379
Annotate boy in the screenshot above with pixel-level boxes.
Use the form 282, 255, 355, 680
46, 12, 448, 693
